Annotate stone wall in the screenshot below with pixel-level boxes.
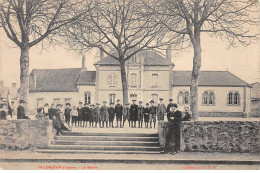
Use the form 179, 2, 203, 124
158, 121, 260, 153
0, 119, 52, 150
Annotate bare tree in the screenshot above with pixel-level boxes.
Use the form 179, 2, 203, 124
0, 0, 87, 106
151, 0, 259, 120
64, 0, 172, 104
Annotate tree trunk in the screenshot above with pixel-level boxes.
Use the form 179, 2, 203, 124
190, 35, 201, 121
19, 45, 30, 108
120, 60, 129, 105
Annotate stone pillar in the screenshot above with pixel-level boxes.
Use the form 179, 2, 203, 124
95, 65, 100, 103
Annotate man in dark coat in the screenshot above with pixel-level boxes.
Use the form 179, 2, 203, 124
115, 99, 123, 128
129, 99, 138, 128
0, 104, 7, 120
77, 102, 83, 127
164, 103, 182, 154
82, 103, 90, 128
108, 102, 116, 128
166, 99, 174, 121
17, 100, 26, 119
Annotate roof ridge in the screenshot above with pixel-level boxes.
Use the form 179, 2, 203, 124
32, 68, 81, 71
226, 71, 249, 86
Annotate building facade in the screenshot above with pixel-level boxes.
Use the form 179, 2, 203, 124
28, 50, 251, 117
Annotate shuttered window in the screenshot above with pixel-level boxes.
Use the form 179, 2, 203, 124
108, 73, 117, 87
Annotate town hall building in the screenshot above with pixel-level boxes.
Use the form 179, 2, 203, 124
28, 49, 251, 117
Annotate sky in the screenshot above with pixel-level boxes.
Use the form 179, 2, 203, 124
0, 27, 260, 88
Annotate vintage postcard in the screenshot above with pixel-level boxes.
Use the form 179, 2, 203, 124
0, 0, 259, 170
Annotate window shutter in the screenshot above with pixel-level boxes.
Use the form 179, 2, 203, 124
115, 74, 118, 86
149, 73, 152, 87
158, 73, 162, 87
108, 74, 111, 86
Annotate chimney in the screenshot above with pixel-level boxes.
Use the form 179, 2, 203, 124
166, 45, 172, 62
100, 49, 104, 61
12, 83, 16, 88
82, 55, 87, 71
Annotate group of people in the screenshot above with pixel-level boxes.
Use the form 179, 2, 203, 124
36, 98, 191, 136
0, 97, 191, 154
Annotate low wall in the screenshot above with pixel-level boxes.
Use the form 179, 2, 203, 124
0, 119, 52, 150
158, 121, 260, 153
198, 112, 245, 117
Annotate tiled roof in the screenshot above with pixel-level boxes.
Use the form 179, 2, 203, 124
95, 50, 174, 66
77, 71, 96, 85
172, 71, 249, 87
29, 68, 82, 92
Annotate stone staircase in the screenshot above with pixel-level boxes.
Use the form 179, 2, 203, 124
37, 131, 163, 154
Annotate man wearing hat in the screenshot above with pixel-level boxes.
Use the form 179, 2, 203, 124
64, 103, 72, 127
89, 104, 97, 127
167, 99, 175, 121
157, 98, 166, 121
149, 100, 157, 128
164, 103, 182, 154
129, 99, 138, 128
137, 101, 144, 128
115, 99, 123, 128
108, 102, 116, 128
122, 103, 130, 127
17, 100, 26, 119
100, 101, 109, 128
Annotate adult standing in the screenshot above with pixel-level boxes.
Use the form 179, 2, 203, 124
129, 99, 138, 128
95, 103, 101, 127
17, 100, 26, 119
166, 99, 174, 121
0, 104, 8, 120
157, 98, 166, 121
164, 103, 182, 154
137, 101, 144, 128
115, 99, 123, 128
100, 101, 109, 128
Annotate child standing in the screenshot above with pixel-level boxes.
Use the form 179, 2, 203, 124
108, 103, 115, 128
70, 106, 78, 127
137, 101, 144, 128
77, 102, 83, 127
90, 104, 97, 127
143, 103, 150, 128
149, 100, 157, 128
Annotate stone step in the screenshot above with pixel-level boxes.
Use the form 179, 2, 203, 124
61, 132, 158, 137
54, 136, 159, 142
44, 144, 162, 151
37, 149, 162, 154
51, 140, 160, 146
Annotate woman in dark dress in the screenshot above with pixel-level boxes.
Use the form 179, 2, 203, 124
182, 106, 191, 121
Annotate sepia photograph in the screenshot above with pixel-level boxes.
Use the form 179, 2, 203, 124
0, 0, 259, 170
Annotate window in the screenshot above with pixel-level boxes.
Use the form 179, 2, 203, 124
151, 94, 158, 103
108, 73, 117, 87
227, 91, 240, 106
37, 98, 44, 109
151, 74, 159, 88
202, 91, 215, 105
109, 94, 116, 104
53, 98, 60, 106
85, 92, 91, 104
65, 98, 71, 104
178, 91, 189, 104
130, 73, 137, 87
